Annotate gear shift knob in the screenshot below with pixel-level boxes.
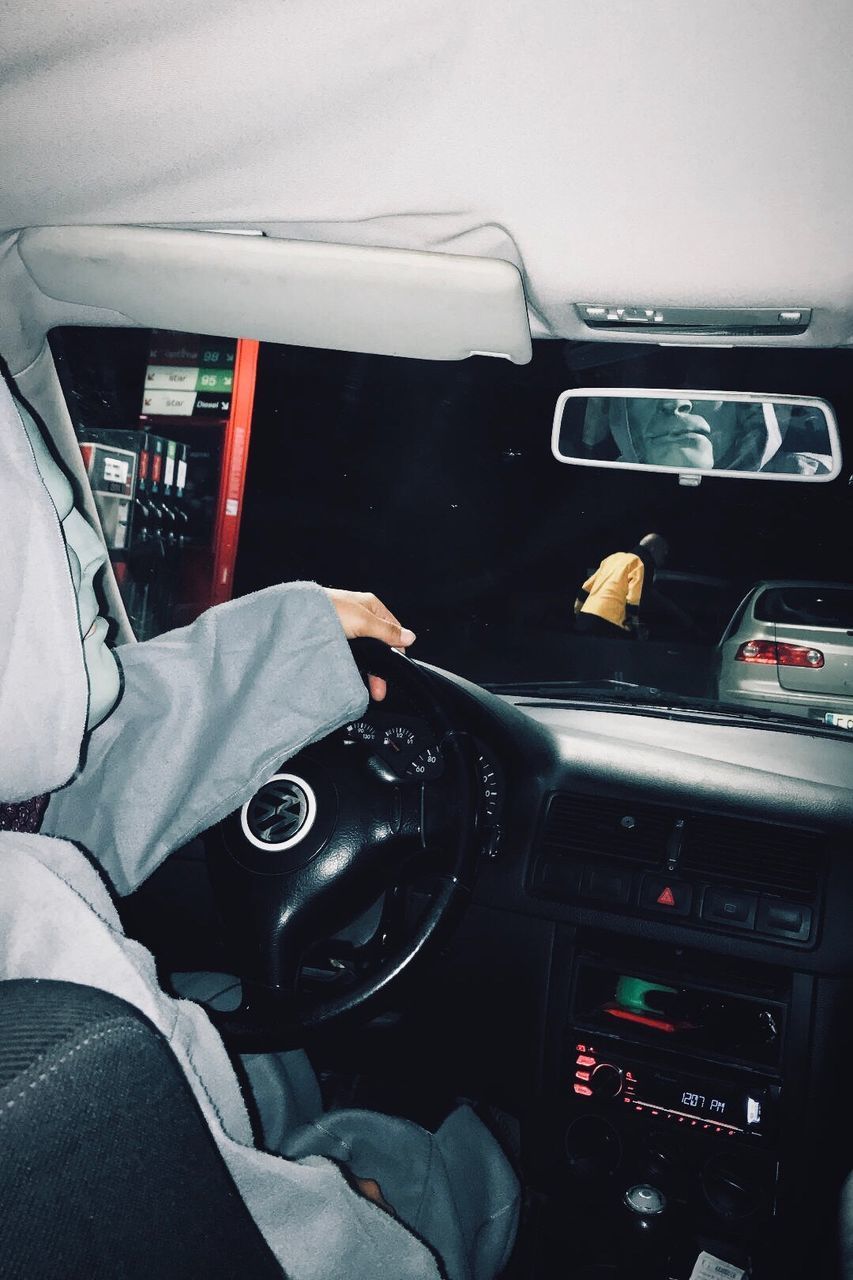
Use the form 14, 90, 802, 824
620, 1184, 669, 1278
624, 1183, 666, 1225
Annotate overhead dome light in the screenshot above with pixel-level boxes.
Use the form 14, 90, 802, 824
577, 304, 811, 334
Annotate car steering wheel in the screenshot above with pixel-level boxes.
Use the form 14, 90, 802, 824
205, 639, 479, 1050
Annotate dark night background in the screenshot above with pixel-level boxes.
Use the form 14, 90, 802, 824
51, 329, 853, 691
234, 340, 853, 686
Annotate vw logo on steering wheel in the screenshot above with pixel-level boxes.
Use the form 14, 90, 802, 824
240, 774, 318, 852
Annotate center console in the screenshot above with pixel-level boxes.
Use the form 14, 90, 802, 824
532, 946, 794, 1278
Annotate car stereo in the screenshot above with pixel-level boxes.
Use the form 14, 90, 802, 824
571, 1038, 779, 1142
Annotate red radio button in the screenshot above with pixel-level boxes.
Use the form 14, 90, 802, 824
576, 1055, 596, 1068
573, 1084, 593, 1097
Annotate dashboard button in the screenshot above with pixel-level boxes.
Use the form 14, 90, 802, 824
701, 886, 757, 930
640, 877, 692, 916
581, 866, 632, 905
756, 897, 812, 942
537, 858, 581, 898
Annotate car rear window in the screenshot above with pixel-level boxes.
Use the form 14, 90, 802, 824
754, 587, 853, 629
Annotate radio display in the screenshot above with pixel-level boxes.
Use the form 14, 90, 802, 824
624, 1070, 765, 1134
573, 1041, 771, 1137
659, 1082, 748, 1127
681, 1091, 727, 1116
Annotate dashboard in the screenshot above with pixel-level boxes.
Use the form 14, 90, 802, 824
126, 660, 853, 1277
401, 665, 853, 1278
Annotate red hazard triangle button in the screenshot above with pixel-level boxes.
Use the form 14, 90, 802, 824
642, 878, 692, 915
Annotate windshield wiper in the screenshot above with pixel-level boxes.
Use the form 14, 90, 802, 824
484, 678, 663, 698
483, 680, 853, 739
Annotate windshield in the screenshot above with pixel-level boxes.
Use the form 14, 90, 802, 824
50, 329, 853, 734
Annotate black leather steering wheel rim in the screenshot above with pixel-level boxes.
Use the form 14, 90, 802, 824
205, 639, 478, 1051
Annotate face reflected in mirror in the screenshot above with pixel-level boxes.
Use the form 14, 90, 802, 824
19, 406, 121, 730
554, 391, 838, 480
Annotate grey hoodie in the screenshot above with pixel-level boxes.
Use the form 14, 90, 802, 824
0, 376, 518, 1279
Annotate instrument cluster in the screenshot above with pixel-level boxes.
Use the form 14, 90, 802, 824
341, 713, 503, 824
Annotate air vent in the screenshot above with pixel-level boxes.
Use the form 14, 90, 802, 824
540, 793, 672, 867
680, 815, 822, 902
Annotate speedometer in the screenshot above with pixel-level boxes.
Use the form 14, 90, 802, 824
405, 745, 443, 780
382, 725, 444, 780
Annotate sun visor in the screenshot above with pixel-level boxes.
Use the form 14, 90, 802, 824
18, 226, 532, 365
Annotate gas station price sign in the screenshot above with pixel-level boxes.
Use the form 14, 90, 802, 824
140, 333, 237, 422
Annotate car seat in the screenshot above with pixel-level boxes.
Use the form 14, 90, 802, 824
0, 979, 286, 1278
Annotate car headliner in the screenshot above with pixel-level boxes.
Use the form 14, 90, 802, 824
2, 0, 853, 347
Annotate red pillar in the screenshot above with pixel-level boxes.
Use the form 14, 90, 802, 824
210, 338, 260, 605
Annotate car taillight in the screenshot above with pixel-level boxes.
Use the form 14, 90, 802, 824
777, 643, 825, 668
735, 640, 776, 664
735, 640, 824, 668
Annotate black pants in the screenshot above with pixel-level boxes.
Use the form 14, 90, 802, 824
574, 612, 632, 639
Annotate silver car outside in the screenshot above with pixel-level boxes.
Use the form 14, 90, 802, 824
716, 580, 853, 723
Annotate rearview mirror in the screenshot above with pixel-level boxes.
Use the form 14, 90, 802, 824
552, 389, 841, 482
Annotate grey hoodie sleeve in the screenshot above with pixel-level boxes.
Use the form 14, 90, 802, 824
43, 581, 369, 895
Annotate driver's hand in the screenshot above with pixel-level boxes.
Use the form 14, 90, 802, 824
324, 588, 416, 702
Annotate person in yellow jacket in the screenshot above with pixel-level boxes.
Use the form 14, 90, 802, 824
574, 533, 669, 638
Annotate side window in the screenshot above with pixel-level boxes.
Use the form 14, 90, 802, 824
50, 328, 258, 640
719, 592, 753, 645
